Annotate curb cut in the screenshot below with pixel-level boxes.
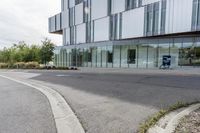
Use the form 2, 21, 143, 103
0, 75, 85, 133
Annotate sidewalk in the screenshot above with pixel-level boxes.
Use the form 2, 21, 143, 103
77, 67, 200, 75
0, 76, 56, 133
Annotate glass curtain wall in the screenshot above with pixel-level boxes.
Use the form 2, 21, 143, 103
113, 45, 121, 67
101, 46, 107, 67
92, 47, 97, 67
194, 37, 200, 66
138, 44, 148, 68
170, 39, 182, 67
180, 38, 195, 66
107, 45, 113, 68
121, 45, 129, 68
158, 43, 170, 67
148, 44, 158, 68
129, 45, 137, 68
83, 47, 89, 67
97, 47, 102, 67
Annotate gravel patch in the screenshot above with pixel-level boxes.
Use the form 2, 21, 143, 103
174, 108, 200, 133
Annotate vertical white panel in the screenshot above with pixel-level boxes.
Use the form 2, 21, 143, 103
122, 7, 144, 39
91, 0, 108, 20
75, 3, 83, 25
62, 10, 69, 29
94, 17, 109, 42
111, 0, 125, 14
76, 23, 86, 44
166, 0, 193, 34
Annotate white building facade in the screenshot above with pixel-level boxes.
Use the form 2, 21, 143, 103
49, 0, 200, 68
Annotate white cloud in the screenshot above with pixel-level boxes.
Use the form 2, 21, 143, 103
0, 0, 62, 49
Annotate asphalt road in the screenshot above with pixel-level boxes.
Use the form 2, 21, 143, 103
1, 69, 200, 133
0, 76, 56, 133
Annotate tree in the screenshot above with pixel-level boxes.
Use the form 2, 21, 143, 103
40, 38, 55, 65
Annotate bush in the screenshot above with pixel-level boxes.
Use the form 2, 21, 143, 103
25, 62, 39, 69
0, 63, 8, 69
14, 62, 26, 69
13, 62, 39, 69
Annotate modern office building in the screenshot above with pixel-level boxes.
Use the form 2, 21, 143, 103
49, 0, 200, 69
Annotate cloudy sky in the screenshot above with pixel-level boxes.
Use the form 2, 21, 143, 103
0, 0, 62, 49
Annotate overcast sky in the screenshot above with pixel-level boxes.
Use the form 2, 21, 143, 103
0, 0, 62, 49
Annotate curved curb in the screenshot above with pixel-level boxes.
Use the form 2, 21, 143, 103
0, 75, 85, 133
164, 103, 200, 133
148, 103, 200, 133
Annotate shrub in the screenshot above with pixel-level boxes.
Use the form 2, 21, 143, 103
14, 62, 26, 69
0, 63, 8, 69
25, 62, 39, 69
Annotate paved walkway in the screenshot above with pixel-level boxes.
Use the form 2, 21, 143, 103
0, 76, 56, 133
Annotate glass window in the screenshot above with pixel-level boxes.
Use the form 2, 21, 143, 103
128, 49, 136, 64
148, 44, 159, 68
197, 0, 200, 29
83, 0, 91, 23
161, 0, 166, 34
75, 0, 83, 5
97, 47, 102, 67
132, 0, 137, 9
70, 27, 75, 45
125, 0, 131, 10
56, 14, 61, 31
145, 2, 160, 36
138, 44, 148, 68
194, 37, 200, 66
129, 45, 137, 68
138, 0, 143, 7
69, 7, 74, 26
121, 45, 129, 68
86, 22, 91, 43
147, 4, 153, 36
102, 46, 107, 67
153, 2, 159, 35
62, 0, 69, 11
107, 45, 113, 67
110, 14, 118, 40
170, 39, 182, 67
158, 43, 170, 67
180, 39, 195, 66
92, 47, 97, 67
77, 48, 84, 67
113, 45, 121, 68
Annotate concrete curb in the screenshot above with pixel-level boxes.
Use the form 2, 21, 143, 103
0, 75, 85, 133
148, 103, 200, 133
164, 103, 200, 133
